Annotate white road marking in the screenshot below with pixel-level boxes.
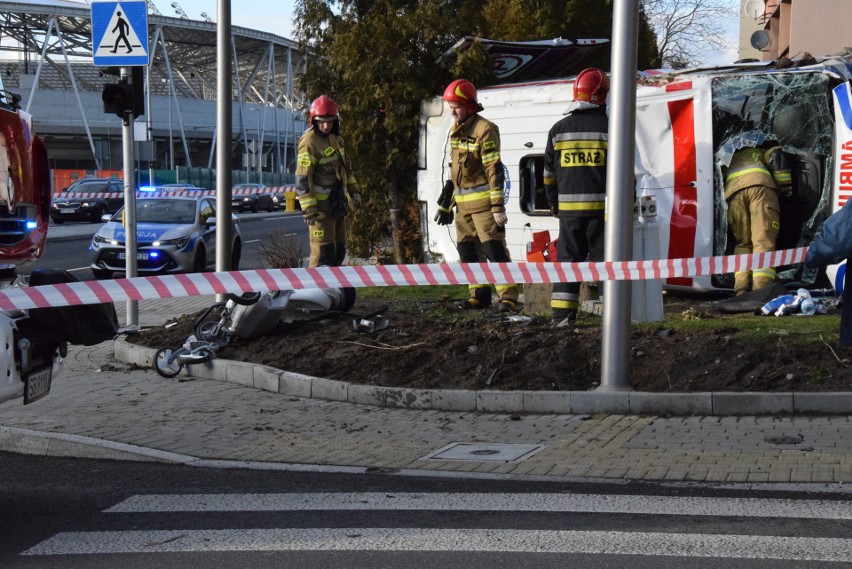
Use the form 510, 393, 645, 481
22, 528, 852, 560
105, 492, 852, 520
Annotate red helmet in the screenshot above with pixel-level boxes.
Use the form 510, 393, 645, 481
308, 95, 339, 124
573, 68, 609, 106
442, 79, 478, 108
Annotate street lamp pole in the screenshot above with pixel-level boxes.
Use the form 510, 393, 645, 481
168, 81, 174, 172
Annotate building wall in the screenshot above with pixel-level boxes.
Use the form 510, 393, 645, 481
762, 0, 849, 60
790, 0, 850, 58
738, 0, 765, 61
8, 77, 305, 172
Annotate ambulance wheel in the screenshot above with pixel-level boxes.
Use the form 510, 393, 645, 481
154, 348, 183, 378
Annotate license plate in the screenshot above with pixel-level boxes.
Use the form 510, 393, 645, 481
24, 366, 52, 404
117, 252, 149, 260
59, 208, 74, 214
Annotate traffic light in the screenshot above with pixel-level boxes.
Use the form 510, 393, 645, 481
102, 66, 144, 119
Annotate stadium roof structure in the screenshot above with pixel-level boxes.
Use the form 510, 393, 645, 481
0, 0, 309, 171
0, 0, 306, 108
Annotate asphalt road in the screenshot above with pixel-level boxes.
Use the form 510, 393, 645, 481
28, 211, 307, 280
3, 452, 851, 568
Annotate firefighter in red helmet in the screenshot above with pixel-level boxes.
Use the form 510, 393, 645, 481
543, 68, 610, 327
295, 95, 361, 267
435, 79, 519, 312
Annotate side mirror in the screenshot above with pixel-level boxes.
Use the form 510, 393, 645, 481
204, 217, 216, 228
101, 214, 112, 222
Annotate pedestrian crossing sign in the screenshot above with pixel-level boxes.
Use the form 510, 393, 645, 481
91, 1, 149, 67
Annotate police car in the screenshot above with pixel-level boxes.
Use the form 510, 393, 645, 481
88, 196, 241, 279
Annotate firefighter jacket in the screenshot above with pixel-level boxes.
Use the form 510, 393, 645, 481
295, 128, 359, 214
448, 114, 506, 215
724, 146, 791, 200
543, 106, 608, 218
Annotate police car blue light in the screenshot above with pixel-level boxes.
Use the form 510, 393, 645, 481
88, 196, 241, 280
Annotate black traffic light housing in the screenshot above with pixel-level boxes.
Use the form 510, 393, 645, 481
102, 66, 144, 122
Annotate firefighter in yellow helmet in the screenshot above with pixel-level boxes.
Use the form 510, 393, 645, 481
295, 95, 361, 267
435, 79, 519, 312
725, 140, 792, 295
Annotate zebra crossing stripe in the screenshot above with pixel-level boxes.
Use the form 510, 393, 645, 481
105, 492, 852, 520
22, 528, 852, 560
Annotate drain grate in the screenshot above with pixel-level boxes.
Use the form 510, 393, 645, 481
421, 442, 544, 463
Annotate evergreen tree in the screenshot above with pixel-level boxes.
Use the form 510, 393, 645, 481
294, 0, 658, 262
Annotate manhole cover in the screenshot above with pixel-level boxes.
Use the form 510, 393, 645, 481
421, 442, 544, 463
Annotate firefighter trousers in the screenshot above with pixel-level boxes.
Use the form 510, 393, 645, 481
727, 185, 780, 293
308, 214, 347, 267
552, 216, 604, 316
455, 208, 519, 306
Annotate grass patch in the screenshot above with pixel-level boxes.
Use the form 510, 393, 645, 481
355, 286, 844, 345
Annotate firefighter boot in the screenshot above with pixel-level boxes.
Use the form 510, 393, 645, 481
456, 285, 492, 310
553, 310, 578, 329
753, 276, 775, 291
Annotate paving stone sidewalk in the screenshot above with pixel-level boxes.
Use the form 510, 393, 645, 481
0, 296, 851, 485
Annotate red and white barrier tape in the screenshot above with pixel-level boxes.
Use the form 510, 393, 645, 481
53, 186, 297, 199
0, 247, 808, 311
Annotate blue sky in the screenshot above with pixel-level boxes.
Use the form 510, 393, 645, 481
158, 0, 739, 67
155, 0, 297, 38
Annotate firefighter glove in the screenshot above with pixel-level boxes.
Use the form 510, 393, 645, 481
437, 179, 454, 208
492, 211, 508, 226
303, 206, 320, 225
434, 205, 454, 226
549, 205, 559, 217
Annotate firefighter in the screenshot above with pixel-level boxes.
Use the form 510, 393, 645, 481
295, 95, 361, 267
435, 78, 519, 312
725, 141, 792, 295
543, 67, 609, 326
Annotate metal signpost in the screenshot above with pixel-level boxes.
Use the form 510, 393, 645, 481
91, 0, 149, 328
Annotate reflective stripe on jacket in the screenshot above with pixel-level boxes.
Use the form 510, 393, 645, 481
543, 107, 608, 218
724, 147, 775, 200
449, 114, 505, 215
295, 128, 359, 210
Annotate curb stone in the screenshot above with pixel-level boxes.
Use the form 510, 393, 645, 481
115, 336, 852, 416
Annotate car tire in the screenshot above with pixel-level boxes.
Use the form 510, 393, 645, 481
231, 239, 242, 271
237, 206, 244, 213
52, 217, 64, 225
251, 200, 259, 213
192, 246, 207, 273
267, 199, 274, 212
92, 268, 112, 279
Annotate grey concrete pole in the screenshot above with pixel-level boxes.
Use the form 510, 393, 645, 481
146, 65, 154, 185
121, 67, 138, 329
598, 0, 639, 391
215, 0, 233, 275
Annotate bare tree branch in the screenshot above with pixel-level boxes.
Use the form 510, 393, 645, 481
643, 0, 737, 68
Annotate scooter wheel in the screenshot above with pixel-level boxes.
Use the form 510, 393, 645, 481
194, 320, 231, 348
154, 348, 183, 378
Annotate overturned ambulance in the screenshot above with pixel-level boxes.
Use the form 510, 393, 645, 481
417, 39, 852, 294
